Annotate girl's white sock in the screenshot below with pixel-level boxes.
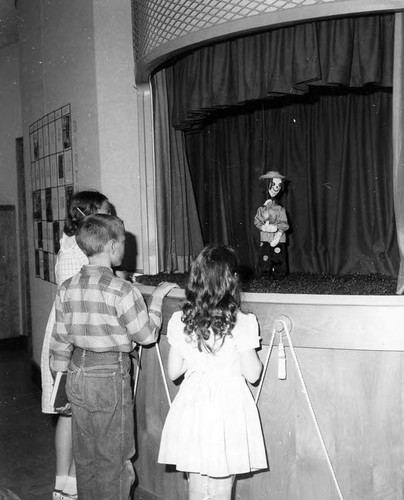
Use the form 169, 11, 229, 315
62, 475, 77, 495
54, 475, 67, 491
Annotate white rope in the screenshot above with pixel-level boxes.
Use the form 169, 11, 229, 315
255, 327, 276, 405
133, 346, 143, 402
155, 342, 172, 406
133, 343, 172, 407
278, 318, 345, 500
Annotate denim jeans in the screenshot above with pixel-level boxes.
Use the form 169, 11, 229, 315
66, 348, 135, 500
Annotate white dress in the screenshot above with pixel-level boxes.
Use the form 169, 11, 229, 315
158, 310, 268, 477
40, 234, 88, 413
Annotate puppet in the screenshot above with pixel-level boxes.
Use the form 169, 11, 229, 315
254, 171, 289, 279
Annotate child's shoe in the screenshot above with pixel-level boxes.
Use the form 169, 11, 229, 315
52, 490, 63, 500
60, 475, 77, 499
60, 494, 78, 500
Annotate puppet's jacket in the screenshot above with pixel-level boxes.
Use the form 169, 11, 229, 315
254, 199, 289, 243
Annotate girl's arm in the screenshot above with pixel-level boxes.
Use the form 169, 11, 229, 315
167, 346, 187, 381
239, 348, 263, 384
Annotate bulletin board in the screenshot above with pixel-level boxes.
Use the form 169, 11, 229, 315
29, 104, 75, 283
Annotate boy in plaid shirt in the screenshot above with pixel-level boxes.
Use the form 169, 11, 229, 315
50, 214, 177, 500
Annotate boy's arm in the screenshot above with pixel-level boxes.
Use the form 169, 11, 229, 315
146, 282, 179, 342
121, 282, 178, 346
49, 292, 74, 373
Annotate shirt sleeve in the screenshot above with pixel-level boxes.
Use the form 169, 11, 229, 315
254, 206, 267, 229
49, 289, 74, 372
233, 313, 261, 352
276, 206, 289, 233
116, 284, 161, 345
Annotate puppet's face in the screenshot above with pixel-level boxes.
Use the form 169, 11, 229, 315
268, 178, 283, 198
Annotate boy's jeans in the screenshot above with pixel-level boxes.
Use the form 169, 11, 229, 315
66, 348, 135, 500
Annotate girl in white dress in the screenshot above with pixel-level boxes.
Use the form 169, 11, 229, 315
158, 244, 267, 499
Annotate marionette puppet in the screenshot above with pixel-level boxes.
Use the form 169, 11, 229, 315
254, 171, 289, 279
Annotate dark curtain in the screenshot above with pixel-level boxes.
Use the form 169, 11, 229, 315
153, 12, 399, 276
185, 88, 400, 276
172, 14, 394, 131
393, 13, 404, 293
152, 68, 204, 272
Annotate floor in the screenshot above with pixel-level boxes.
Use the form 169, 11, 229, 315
0, 344, 150, 500
0, 345, 56, 500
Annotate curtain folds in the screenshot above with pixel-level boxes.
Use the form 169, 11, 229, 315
185, 89, 399, 276
171, 14, 394, 130
152, 12, 401, 279
152, 68, 204, 273
393, 13, 404, 293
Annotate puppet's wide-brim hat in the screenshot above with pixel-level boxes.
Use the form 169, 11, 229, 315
259, 170, 286, 180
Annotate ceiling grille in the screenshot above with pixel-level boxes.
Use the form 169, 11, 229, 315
133, 0, 338, 60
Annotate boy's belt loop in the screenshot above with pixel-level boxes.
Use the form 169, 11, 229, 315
118, 351, 123, 374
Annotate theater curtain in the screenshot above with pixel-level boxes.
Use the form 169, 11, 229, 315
152, 68, 204, 272
393, 13, 404, 293
152, 13, 400, 278
185, 88, 400, 276
171, 14, 394, 131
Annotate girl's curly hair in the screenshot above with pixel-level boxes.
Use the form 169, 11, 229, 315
64, 190, 108, 236
181, 244, 241, 352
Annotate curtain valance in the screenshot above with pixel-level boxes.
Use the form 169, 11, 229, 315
171, 14, 394, 130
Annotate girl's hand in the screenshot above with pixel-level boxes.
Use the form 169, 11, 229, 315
56, 402, 72, 416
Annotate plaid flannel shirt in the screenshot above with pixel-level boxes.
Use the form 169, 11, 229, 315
50, 265, 162, 372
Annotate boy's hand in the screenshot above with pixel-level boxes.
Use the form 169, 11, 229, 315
153, 281, 179, 298
147, 282, 180, 341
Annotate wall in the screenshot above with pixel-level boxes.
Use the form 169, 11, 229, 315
0, 42, 23, 337
93, 0, 142, 272
0, 43, 21, 205
17, 0, 142, 366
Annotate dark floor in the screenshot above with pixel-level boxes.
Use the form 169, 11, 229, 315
0, 344, 56, 500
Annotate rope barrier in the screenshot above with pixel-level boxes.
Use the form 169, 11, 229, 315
156, 342, 172, 406
258, 316, 345, 500
133, 342, 172, 407
254, 327, 276, 405
133, 345, 143, 402
134, 314, 345, 499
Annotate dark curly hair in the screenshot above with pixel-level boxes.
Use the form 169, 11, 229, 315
64, 190, 109, 236
181, 244, 241, 353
